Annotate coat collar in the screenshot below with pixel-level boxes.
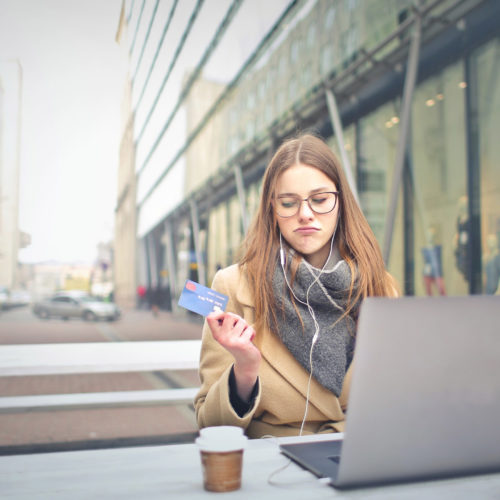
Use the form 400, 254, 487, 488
235, 266, 254, 307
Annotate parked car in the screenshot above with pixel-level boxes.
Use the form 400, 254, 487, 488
6, 289, 31, 308
32, 291, 120, 321
0, 287, 9, 310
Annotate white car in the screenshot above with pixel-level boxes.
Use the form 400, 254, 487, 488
33, 291, 120, 321
0, 287, 8, 310
7, 290, 31, 308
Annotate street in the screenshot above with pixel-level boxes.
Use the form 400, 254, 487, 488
0, 306, 204, 454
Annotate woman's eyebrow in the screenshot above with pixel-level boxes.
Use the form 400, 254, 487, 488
277, 187, 333, 197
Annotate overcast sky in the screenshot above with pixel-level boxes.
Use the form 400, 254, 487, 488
0, 0, 297, 265
0, 0, 126, 264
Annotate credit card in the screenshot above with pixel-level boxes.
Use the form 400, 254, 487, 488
178, 280, 229, 317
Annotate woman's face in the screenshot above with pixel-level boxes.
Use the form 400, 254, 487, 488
274, 164, 340, 268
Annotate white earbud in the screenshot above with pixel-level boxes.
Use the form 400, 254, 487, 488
280, 245, 286, 267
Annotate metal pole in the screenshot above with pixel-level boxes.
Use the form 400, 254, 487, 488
382, 8, 422, 265
189, 200, 206, 286
146, 233, 158, 289
233, 164, 249, 233
325, 88, 360, 205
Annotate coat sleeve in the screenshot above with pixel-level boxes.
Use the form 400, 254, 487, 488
194, 267, 262, 430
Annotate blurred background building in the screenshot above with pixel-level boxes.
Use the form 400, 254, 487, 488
113, 0, 500, 312
0, 60, 25, 295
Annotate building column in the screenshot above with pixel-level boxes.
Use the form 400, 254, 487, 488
233, 164, 249, 233
190, 199, 206, 286
146, 232, 158, 289
464, 54, 482, 294
163, 220, 178, 311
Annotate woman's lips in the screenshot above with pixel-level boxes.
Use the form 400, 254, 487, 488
294, 227, 319, 235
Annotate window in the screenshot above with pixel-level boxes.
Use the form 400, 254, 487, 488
347, 0, 357, 11
267, 66, 276, 89
246, 120, 255, 141
475, 39, 500, 294
229, 108, 238, 126
411, 61, 467, 296
302, 70, 312, 89
265, 104, 273, 124
358, 101, 402, 285
290, 39, 300, 64
320, 44, 334, 75
278, 54, 287, 75
307, 24, 316, 47
288, 77, 298, 100
276, 91, 285, 114
324, 6, 336, 30
258, 80, 266, 100
345, 26, 358, 60
52, 296, 70, 303
247, 92, 256, 110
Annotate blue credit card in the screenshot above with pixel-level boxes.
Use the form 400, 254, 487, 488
178, 280, 229, 317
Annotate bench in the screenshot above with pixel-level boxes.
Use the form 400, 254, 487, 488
0, 340, 201, 413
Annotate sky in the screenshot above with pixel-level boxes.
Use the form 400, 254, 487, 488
0, 0, 299, 265
0, 0, 127, 264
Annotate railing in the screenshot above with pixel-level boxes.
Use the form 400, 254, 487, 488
0, 340, 201, 413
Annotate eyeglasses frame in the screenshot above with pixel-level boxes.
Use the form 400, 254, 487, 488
274, 191, 340, 218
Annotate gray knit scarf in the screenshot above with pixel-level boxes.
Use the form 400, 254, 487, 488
271, 247, 358, 396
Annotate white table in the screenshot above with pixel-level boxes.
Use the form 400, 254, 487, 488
1, 434, 499, 499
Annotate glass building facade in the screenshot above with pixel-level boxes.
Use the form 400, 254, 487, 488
116, 0, 500, 310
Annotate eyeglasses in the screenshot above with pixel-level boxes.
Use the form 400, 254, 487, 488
275, 191, 340, 218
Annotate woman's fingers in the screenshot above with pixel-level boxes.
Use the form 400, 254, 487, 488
206, 310, 225, 328
240, 325, 256, 342
207, 312, 256, 347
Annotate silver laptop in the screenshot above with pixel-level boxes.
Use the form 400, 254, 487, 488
280, 295, 500, 489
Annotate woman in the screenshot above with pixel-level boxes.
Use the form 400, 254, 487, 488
194, 133, 397, 438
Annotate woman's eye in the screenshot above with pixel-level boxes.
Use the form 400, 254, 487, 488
311, 196, 327, 205
280, 198, 297, 208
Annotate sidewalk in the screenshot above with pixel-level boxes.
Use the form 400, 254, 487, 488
104, 308, 204, 341
0, 308, 205, 454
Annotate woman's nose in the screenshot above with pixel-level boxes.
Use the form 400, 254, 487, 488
297, 199, 314, 219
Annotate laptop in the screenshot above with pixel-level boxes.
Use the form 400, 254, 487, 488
280, 295, 500, 489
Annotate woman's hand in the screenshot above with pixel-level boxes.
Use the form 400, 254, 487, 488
206, 311, 261, 402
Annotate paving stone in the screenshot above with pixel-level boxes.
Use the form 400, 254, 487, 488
0, 307, 204, 450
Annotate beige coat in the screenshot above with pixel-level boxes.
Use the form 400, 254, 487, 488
194, 264, 352, 439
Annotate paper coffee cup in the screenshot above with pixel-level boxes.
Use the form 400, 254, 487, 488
196, 426, 247, 492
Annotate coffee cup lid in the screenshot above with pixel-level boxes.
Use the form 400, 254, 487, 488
199, 426, 243, 439
195, 434, 247, 452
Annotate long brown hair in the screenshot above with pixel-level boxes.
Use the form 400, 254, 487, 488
240, 133, 397, 334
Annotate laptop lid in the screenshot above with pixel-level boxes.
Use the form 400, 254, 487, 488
281, 295, 500, 488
